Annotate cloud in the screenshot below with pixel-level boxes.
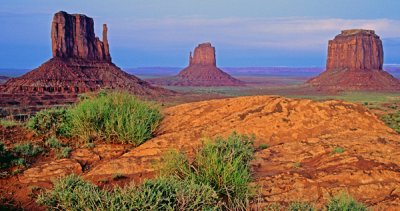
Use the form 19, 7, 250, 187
106, 17, 400, 52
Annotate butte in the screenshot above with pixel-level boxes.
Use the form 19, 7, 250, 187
0, 11, 172, 107
149, 42, 244, 86
308, 29, 400, 91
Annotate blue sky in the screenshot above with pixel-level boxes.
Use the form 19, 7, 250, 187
1, 0, 400, 68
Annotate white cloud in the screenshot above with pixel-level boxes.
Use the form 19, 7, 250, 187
106, 17, 400, 51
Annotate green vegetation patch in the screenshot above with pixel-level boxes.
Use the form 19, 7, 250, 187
27, 108, 72, 137
68, 92, 162, 145
37, 174, 220, 210
326, 192, 368, 211
381, 110, 400, 133
27, 92, 162, 145
37, 132, 255, 210
161, 132, 255, 209
0, 119, 20, 128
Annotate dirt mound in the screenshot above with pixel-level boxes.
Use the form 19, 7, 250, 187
308, 29, 400, 91
84, 96, 400, 209
148, 43, 244, 86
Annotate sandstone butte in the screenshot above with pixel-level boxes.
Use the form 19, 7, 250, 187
4, 96, 399, 210
308, 29, 400, 91
148, 42, 244, 86
0, 11, 172, 107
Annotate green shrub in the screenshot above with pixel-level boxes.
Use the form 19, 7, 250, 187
288, 201, 315, 211
68, 92, 162, 145
56, 147, 72, 159
45, 136, 63, 149
13, 143, 43, 157
162, 132, 255, 209
0, 119, 19, 128
381, 111, 400, 133
27, 108, 72, 137
332, 147, 345, 154
0, 142, 14, 169
37, 175, 219, 210
326, 192, 368, 211
259, 143, 269, 150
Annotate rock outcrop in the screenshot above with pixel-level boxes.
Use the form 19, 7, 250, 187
0, 11, 172, 108
84, 96, 400, 209
148, 42, 244, 86
51, 11, 111, 61
308, 29, 400, 91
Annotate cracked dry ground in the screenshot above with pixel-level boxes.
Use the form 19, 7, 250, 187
3, 95, 400, 210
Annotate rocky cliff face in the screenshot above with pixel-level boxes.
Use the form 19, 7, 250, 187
326, 29, 383, 71
51, 11, 111, 62
149, 42, 244, 86
308, 29, 400, 91
0, 11, 172, 108
189, 43, 216, 66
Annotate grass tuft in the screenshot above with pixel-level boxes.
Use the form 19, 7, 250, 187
326, 192, 368, 211
68, 92, 162, 145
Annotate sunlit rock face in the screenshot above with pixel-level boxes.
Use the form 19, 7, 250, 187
308, 29, 400, 91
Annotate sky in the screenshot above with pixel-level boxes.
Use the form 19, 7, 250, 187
1, 0, 400, 68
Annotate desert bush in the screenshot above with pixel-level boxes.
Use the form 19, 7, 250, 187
0, 141, 14, 169
13, 143, 43, 157
68, 92, 162, 145
37, 175, 219, 210
326, 192, 368, 211
45, 136, 63, 149
161, 132, 255, 209
0, 119, 20, 128
381, 111, 400, 133
56, 147, 72, 159
332, 147, 345, 154
288, 201, 315, 211
27, 108, 72, 137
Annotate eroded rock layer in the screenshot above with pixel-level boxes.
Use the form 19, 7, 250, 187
308, 29, 400, 91
82, 96, 400, 210
148, 42, 244, 86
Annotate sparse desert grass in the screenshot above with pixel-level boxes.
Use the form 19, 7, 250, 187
0, 119, 20, 128
0, 141, 42, 171
259, 143, 269, 150
381, 110, 400, 133
332, 147, 345, 154
37, 132, 254, 210
27, 108, 72, 137
45, 136, 72, 159
326, 192, 368, 211
26, 92, 162, 145
288, 201, 315, 211
56, 146, 72, 159
13, 142, 43, 157
68, 92, 162, 145
37, 174, 220, 210
161, 132, 255, 209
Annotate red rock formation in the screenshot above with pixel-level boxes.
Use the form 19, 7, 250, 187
0, 11, 172, 107
308, 29, 400, 91
51, 11, 111, 61
149, 42, 244, 86
0, 76, 8, 85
